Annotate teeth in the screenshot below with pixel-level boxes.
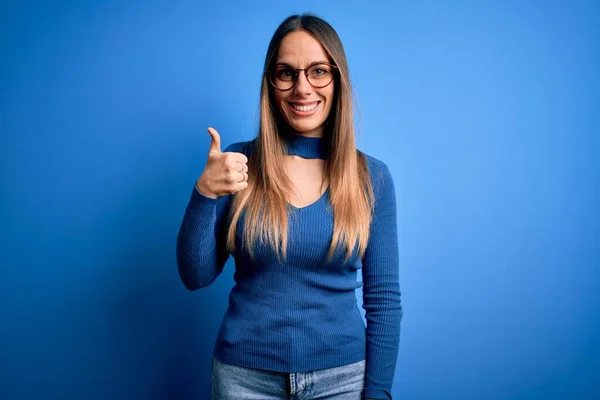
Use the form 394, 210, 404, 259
291, 102, 318, 112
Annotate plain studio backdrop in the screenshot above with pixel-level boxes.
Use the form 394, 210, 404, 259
1, 0, 598, 399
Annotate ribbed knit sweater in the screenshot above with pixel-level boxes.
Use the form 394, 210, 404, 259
176, 135, 402, 399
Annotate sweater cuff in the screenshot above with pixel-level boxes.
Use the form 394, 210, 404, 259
192, 183, 219, 202
194, 183, 218, 200
187, 184, 220, 216
362, 388, 392, 399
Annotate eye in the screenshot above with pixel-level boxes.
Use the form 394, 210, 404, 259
275, 67, 295, 81
308, 65, 331, 78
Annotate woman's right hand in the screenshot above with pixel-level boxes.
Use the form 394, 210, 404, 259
195, 127, 249, 199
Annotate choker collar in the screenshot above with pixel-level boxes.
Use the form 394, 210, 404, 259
284, 135, 327, 159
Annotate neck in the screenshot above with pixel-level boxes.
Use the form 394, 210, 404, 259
277, 119, 325, 139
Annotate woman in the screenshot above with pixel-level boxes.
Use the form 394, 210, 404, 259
176, 13, 402, 400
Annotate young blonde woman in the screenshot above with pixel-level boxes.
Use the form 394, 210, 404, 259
176, 14, 402, 400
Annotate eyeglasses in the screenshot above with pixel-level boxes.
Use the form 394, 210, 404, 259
267, 63, 338, 91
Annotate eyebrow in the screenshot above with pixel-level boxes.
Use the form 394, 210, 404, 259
275, 60, 331, 68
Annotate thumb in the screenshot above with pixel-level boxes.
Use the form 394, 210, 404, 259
207, 127, 222, 155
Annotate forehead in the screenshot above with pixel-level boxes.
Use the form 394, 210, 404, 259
277, 30, 329, 64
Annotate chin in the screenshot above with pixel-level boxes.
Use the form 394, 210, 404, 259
286, 116, 326, 134
291, 123, 321, 133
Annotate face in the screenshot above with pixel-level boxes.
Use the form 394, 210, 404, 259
272, 30, 335, 138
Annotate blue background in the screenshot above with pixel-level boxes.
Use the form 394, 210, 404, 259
2, 0, 599, 399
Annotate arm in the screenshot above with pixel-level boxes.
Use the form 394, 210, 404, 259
175, 136, 249, 291
361, 163, 403, 400
175, 186, 232, 290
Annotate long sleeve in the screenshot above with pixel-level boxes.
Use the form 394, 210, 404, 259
361, 162, 403, 400
176, 185, 232, 290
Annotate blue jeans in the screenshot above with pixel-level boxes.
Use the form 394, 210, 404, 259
211, 357, 366, 399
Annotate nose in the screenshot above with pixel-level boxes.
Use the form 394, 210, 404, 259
293, 71, 312, 95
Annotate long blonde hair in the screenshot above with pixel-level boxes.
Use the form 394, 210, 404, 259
226, 14, 374, 262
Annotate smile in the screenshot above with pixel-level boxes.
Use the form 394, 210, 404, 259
290, 102, 319, 112
287, 101, 321, 117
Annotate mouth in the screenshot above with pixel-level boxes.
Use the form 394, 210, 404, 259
287, 101, 321, 116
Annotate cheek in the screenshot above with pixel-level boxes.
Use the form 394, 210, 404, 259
322, 88, 335, 112
321, 85, 334, 103
273, 92, 287, 109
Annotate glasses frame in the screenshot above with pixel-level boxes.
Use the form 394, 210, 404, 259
267, 63, 339, 91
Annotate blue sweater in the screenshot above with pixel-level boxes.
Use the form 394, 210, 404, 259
176, 135, 402, 399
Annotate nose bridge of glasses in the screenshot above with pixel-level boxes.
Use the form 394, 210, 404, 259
295, 68, 312, 85
291, 73, 310, 94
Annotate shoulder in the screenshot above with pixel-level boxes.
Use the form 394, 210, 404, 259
359, 150, 395, 192
223, 138, 258, 157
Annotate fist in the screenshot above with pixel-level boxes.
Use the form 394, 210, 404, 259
196, 127, 249, 198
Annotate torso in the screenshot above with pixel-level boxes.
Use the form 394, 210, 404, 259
284, 155, 328, 209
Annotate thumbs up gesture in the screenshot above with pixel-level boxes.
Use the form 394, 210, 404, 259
195, 127, 249, 199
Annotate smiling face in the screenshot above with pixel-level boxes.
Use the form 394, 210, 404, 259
272, 30, 335, 138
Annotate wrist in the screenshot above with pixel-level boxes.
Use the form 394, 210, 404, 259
195, 177, 217, 199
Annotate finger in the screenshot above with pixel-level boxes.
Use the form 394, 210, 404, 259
234, 180, 249, 192
207, 127, 222, 155
230, 152, 248, 164
237, 172, 248, 183
237, 162, 248, 173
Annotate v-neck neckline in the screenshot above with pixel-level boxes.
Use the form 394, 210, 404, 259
288, 187, 330, 211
